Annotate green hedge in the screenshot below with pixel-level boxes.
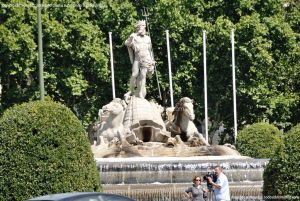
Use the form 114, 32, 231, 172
236, 122, 284, 158
263, 124, 300, 200
0, 100, 101, 201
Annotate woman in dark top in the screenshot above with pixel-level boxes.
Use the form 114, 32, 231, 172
185, 176, 207, 201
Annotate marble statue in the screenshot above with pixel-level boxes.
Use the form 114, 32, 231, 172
167, 97, 209, 146
125, 20, 155, 99
95, 98, 127, 145
90, 21, 239, 157
91, 96, 239, 157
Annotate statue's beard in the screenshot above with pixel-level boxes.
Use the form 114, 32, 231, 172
138, 29, 146, 36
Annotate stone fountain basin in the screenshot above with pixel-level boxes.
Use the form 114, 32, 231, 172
96, 156, 269, 185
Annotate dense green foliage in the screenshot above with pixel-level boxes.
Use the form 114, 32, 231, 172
0, 0, 299, 140
263, 123, 300, 199
0, 100, 101, 201
236, 122, 284, 158
0, 0, 136, 127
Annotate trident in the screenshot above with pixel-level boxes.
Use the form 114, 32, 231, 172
141, 7, 162, 100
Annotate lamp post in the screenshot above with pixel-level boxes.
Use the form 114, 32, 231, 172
37, 0, 45, 100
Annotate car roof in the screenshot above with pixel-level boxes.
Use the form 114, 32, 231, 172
26, 192, 134, 201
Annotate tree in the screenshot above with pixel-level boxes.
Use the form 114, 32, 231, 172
236, 122, 284, 158
263, 123, 300, 199
132, 0, 299, 142
0, 100, 101, 201
1, 0, 299, 142
0, 0, 114, 126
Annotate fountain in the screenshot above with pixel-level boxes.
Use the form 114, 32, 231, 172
90, 21, 268, 200
94, 157, 268, 200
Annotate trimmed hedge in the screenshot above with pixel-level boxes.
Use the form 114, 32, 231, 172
0, 101, 101, 201
236, 122, 284, 158
263, 124, 300, 200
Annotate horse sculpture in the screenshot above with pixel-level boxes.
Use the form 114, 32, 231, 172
95, 98, 127, 145
90, 97, 243, 157
167, 97, 209, 146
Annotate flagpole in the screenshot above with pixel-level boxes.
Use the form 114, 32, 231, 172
203, 30, 208, 142
231, 29, 238, 143
109, 32, 116, 99
166, 30, 174, 108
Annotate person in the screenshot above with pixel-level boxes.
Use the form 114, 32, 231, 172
207, 166, 230, 201
185, 176, 208, 201
125, 20, 155, 99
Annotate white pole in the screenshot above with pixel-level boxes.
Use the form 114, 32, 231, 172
109, 32, 116, 99
231, 29, 238, 143
203, 30, 208, 142
166, 30, 174, 108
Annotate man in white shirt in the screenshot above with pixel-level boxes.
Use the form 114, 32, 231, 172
207, 166, 231, 201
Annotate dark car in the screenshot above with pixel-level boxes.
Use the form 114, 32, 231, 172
26, 192, 135, 201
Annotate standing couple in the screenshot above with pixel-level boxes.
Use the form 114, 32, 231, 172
185, 166, 230, 201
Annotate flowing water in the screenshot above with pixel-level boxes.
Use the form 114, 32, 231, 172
97, 156, 268, 200
104, 183, 263, 201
